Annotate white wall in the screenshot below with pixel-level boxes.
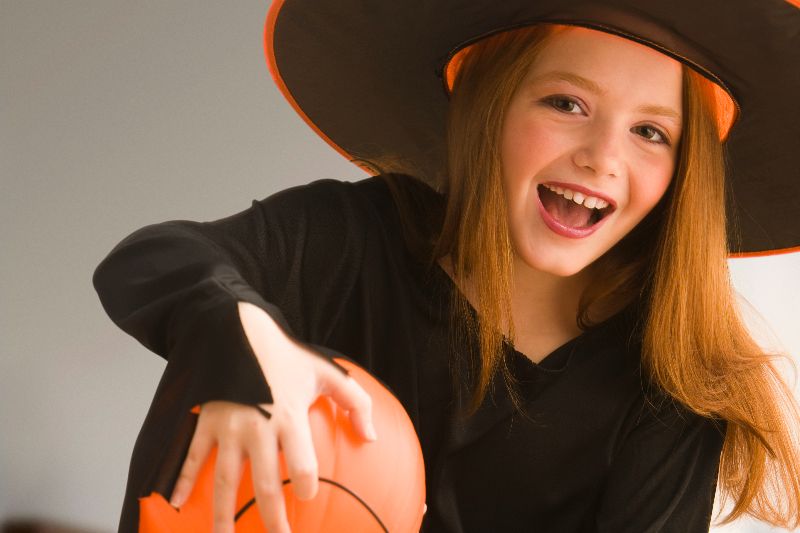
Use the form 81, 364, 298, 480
1, 1, 797, 531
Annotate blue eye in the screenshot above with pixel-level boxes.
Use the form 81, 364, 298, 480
633, 125, 670, 146
544, 96, 584, 114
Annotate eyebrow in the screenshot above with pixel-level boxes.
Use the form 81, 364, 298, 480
529, 70, 682, 124
531, 70, 605, 95
636, 104, 682, 124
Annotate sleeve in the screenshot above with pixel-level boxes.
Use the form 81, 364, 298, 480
92, 178, 362, 407
92, 178, 369, 531
592, 393, 727, 533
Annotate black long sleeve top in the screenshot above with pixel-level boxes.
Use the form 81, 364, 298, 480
92, 173, 726, 532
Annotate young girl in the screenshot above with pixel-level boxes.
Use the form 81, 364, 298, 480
93, 1, 800, 532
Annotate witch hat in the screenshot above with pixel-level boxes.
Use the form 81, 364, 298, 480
264, 0, 800, 255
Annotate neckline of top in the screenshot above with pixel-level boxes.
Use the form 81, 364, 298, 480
427, 257, 639, 378
428, 259, 580, 375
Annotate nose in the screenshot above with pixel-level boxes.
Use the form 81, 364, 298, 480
571, 121, 624, 179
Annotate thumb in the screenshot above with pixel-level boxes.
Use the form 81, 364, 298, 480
316, 363, 377, 442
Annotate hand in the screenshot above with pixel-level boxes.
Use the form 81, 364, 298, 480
168, 301, 377, 533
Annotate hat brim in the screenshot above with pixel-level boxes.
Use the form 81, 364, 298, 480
265, 0, 800, 256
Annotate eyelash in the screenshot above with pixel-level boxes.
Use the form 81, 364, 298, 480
542, 96, 671, 146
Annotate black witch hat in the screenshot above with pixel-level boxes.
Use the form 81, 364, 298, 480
264, 0, 800, 255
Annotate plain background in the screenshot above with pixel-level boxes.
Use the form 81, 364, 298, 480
1, 1, 798, 531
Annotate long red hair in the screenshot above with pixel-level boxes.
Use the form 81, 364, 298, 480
411, 24, 800, 528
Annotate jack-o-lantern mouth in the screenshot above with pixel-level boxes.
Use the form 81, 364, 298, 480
537, 184, 615, 229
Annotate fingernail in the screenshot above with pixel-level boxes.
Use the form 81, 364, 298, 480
367, 425, 378, 441
170, 491, 184, 508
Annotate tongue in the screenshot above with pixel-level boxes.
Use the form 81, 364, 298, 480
539, 187, 593, 228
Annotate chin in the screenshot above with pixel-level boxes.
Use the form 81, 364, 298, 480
518, 249, 595, 278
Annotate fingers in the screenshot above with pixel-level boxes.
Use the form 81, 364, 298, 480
318, 365, 377, 442
278, 407, 319, 500
213, 443, 244, 533
170, 427, 214, 508
249, 431, 291, 533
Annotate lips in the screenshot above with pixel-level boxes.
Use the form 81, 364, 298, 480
536, 183, 616, 238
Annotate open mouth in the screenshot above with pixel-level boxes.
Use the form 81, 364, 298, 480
537, 183, 615, 235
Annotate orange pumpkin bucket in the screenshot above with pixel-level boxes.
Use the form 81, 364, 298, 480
139, 358, 426, 532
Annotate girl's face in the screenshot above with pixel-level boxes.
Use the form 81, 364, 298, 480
500, 26, 683, 278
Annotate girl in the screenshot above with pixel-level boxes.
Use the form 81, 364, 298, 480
93, 1, 800, 532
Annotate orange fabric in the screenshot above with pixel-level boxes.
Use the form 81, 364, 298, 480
264, 0, 373, 176
444, 47, 468, 100
729, 246, 800, 259
707, 82, 736, 142
786, 0, 800, 8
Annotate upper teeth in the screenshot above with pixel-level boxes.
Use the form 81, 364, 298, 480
544, 185, 609, 209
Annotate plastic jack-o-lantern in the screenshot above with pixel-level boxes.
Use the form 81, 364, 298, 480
139, 358, 426, 532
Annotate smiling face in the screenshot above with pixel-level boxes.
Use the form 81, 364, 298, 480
500, 26, 683, 278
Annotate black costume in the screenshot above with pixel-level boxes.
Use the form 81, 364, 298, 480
93, 173, 726, 532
